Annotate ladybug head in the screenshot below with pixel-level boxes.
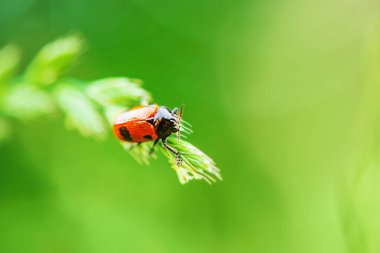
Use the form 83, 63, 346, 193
153, 106, 182, 139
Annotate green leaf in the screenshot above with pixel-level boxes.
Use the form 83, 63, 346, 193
54, 85, 107, 139
0, 45, 21, 85
158, 136, 222, 184
24, 35, 83, 86
87, 77, 151, 108
1, 84, 55, 121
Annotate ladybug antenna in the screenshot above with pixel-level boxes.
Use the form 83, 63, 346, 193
177, 104, 184, 144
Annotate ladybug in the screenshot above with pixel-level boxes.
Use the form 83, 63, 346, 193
113, 104, 183, 166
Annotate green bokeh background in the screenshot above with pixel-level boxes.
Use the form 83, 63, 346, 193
1, 0, 380, 252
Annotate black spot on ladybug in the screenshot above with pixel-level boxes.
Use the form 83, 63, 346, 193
144, 135, 152, 140
119, 127, 132, 141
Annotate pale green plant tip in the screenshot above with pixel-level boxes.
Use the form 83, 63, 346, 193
158, 136, 222, 184
118, 138, 222, 184
121, 142, 156, 165
104, 105, 126, 123
0, 44, 21, 85
87, 77, 151, 108
24, 35, 84, 86
54, 85, 107, 140
1, 84, 55, 121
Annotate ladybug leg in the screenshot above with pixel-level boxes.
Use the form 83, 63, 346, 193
149, 139, 159, 155
162, 138, 181, 167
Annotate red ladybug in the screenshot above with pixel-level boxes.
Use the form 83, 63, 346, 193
113, 104, 183, 165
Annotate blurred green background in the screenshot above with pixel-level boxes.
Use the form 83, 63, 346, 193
0, 0, 380, 252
